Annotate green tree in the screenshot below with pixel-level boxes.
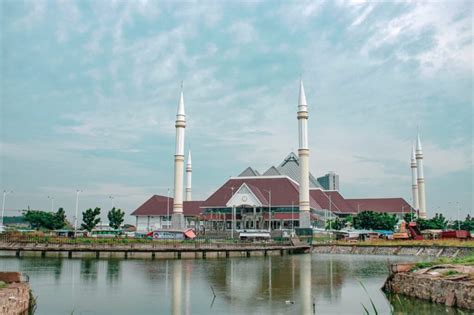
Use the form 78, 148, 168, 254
417, 213, 447, 230
81, 207, 101, 232
403, 212, 417, 223
461, 215, 474, 231
325, 217, 344, 230
23, 210, 56, 230
353, 211, 398, 231
107, 207, 125, 230
52, 208, 67, 229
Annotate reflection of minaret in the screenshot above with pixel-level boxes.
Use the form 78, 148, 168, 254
172, 88, 186, 229
184, 261, 191, 315
185, 150, 192, 202
410, 145, 419, 213
298, 80, 311, 228
300, 254, 312, 314
172, 260, 183, 315
416, 134, 427, 219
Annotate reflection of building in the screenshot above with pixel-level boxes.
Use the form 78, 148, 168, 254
131, 82, 416, 232
317, 172, 339, 191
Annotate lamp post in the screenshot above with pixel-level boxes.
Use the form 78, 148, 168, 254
291, 201, 294, 232
262, 189, 272, 232
1, 190, 13, 228
167, 188, 170, 229
231, 186, 235, 239
456, 202, 461, 231
47, 196, 55, 212
74, 190, 82, 236
109, 195, 115, 208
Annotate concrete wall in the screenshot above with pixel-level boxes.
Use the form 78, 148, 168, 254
312, 245, 474, 257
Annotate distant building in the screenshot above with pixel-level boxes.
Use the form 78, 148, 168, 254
131, 196, 203, 232
317, 172, 339, 191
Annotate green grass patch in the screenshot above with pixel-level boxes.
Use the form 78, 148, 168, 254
0, 281, 7, 289
412, 253, 474, 271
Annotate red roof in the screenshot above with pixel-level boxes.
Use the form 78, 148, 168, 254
345, 198, 414, 214
131, 195, 204, 217
201, 177, 322, 210
310, 189, 355, 214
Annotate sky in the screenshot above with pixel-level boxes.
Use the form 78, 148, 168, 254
1, 0, 472, 224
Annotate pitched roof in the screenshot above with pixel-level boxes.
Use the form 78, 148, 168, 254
238, 167, 260, 177
263, 166, 281, 176
130, 195, 204, 217
310, 189, 355, 214
345, 198, 414, 214
201, 176, 322, 210
276, 152, 322, 188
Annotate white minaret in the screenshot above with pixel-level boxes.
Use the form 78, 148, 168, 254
416, 134, 427, 219
297, 80, 311, 228
172, 89, 186, 229
411, 145, 419, 212
185, 150, 192, 201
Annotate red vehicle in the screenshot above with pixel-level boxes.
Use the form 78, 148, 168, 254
407, 222, 423, 240
440, 230, 471, 240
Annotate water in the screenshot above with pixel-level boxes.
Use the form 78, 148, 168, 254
0, 254, 462, 315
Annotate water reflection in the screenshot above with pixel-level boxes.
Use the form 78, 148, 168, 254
80, 258, 98, 282
106, 259, 121, 284
386, 293, 460, 315
0, 254, 463, 315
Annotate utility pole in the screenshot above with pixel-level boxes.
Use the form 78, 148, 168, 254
74, 190, 82, 236
167, 188, 170, 229
1, 190, 13, 228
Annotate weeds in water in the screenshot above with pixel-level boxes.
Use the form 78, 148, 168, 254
358, 280, 379, 315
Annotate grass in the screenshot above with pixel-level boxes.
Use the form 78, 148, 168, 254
412, 253, 474, 271
0, 281, 7, 289
442, 270, 460, 276
330, 239, 474, 248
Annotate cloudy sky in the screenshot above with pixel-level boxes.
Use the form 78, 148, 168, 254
1, 0, 472, 223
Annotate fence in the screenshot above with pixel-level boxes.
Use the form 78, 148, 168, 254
0, 232, 292, 250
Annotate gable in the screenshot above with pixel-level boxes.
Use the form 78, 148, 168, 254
226, 183, 263, 207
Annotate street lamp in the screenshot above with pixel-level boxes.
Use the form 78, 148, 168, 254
74, 190, 82, 236
230, 186, 235, 239
262, 189, 272, 232
1, 190, 13, 228
109, 195, 115, 208
167, 188, 170, 229
291, 201, 294, 232
48, 196, 55, 212
456, 202, 461, 231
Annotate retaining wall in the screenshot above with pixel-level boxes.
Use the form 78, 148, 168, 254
312, 245, 473, 257
383, 272, 474, 310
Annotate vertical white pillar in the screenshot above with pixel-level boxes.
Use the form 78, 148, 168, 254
416, 134, 427, 219
297, 81, 311, 228
411, 145, 419, 213
185, 150, 192, 202
172, 90, 186, 229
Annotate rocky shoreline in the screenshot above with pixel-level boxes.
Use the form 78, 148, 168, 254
0, 272, 32, 315
383, 263, 474, 310
313, 244, 473, 257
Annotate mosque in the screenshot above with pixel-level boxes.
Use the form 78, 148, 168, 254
131, 82, 427, 232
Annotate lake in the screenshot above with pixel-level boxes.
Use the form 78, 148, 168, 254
0, 253, 461, 314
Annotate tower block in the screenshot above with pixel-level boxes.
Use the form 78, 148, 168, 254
416, 134, 427, 219
172, 90, 186, 229
411, 145, 419, 213
297, 81, 311, 228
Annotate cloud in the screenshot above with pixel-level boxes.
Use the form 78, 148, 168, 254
361, 1, 473, 75
228, 21, 257, 44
